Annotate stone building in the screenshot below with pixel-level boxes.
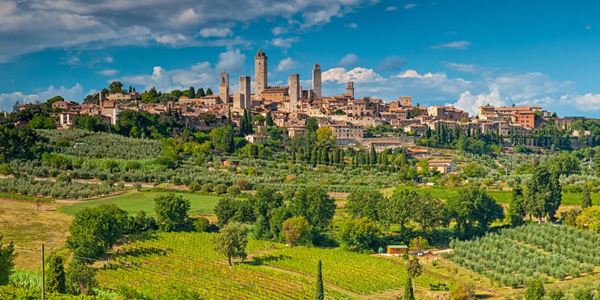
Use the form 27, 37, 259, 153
255, 49, 268, 97
312, 64, 321, 98
288, 73, 300, 110
219, 72, 229, 104
235, 76, 252, 109
346, 82, 354, 99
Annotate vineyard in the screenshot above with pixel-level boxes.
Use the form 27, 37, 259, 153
97, 232, 448, 299
447, 224, 600, 287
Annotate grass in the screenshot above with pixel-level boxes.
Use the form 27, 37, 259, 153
0, 200, 71, 270
0, 192, 53, 203
97, 232, 454, 299
59, 190, 221, 216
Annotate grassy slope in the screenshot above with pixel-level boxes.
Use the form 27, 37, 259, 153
0, 200, 72, 270
97, 232, 452, 299
58, 190, 220, 216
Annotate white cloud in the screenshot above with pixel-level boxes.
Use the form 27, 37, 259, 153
0, 83, 85, 111
271, 37, 300, 49
199, 27, 233, 38
385, 6, 398, 11
104, 55, 114, 64
0, 0, 376, 61
431, 40, 471, 50
271, 26, 287, 35
452, 86, 505, 115
154, 33, 189, 46
123, 62, 215, 92
98, 69, 119, 76
339, 53, 359, 67
276, 57, 297, 72
574, 93, 600, 111
404, 3, 417, 10
322, 67, 384, 83
216, 48, 246, 71
445, 62, 478, 73
346, 22, 358, 29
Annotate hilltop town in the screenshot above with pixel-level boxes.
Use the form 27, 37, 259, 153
23, 49, 593, 153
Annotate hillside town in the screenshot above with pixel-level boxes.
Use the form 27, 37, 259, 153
24, 49, 591, 151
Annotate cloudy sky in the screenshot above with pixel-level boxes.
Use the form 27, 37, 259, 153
1, 0, 600, 116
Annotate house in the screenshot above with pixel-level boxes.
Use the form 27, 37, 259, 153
427, 159, 455, 174
386, 245, 408, 255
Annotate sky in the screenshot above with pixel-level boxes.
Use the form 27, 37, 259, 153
1, 0, 600, 117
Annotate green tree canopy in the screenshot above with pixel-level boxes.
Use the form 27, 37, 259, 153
213, 222, 249, 266
154, 193, 190, 232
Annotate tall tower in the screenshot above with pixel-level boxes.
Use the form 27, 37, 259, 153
254, 49, 268, 97
346, 81, 354, 99
219, 72, 229, 103
238, 76, 251, 109
288, 73, 300, 110
312, 64, 322, 98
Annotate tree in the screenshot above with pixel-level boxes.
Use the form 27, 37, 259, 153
378, 189, 419, 231
582, 185, 592, 209
265, 112, 274, 126
412, 193, 448, 233
316, 260, 324, 300
206, 88, 213, 95
213, 222, 249, 266
524, 279, 545, 300
67, 205, 128, 259
547, 289, 565, 300
291, 186, 336, 232
45, 255, 66, 293
0, 124, 43, 163
337, 217, 380, 251
447, 185, 504, 238
573, 288, 593, 300
154, 193, 190, 232
403, 277, 415, 300
197, 88, 206, 97
315, 127, 334, 148
508, 185, 525, 226
108, 81, 124, 94
66, 259, 96, 295
346, 190, 383, 220
252, 186, 284, 238
0, 235, 15, 285
72, 115, 110, 132
449, 282, 475, 300
189, 87, 196, 98
524, 166, 561, 221
281, 216, 311, 246
576, 206, 600, 233
306, 117, 319, 133
210, 125, 235, 153
407, 257, 422, 278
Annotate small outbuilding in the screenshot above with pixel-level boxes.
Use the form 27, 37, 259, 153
386, 245, 408, 255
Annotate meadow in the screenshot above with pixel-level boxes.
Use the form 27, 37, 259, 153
58, 190, 220, 216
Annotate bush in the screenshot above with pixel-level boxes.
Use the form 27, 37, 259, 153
337, 217, 380, 252
201, 182, 214, 193
154, 194, 191, 232
194, 217, 211, 232
0, 164, 12, 176
227, 186, 241, 197
213, 184, 227, 195
281, 216, 312, 246
449, 282, 475, 300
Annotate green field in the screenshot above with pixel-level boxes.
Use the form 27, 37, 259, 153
97, 232, 451, 299
59, 190, 221, 216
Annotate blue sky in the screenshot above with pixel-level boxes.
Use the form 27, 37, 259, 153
1, 0, 600, 116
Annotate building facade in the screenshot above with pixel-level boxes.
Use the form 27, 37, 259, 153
255, 49, 268, 97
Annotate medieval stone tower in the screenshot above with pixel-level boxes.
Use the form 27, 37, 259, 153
254, 49, 268, 97
346, 81, 354, 99
288, 73, 300, 110
219, 72, 229, 103
312, 64, 321, 98
238, 76, 251, 109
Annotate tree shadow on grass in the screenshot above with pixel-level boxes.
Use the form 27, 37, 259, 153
244, 254, 292, 266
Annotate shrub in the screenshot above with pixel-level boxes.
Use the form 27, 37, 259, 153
154, 194, 190, 232
281, 216, 312, 246
194, 217, 211, 232
337, 217, 380, 252
213, 184, 227, 195
227, 186, 241, 197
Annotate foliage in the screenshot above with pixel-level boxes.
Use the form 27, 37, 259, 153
576, 206, 600, 233
154, 193, 191, 232
290, 186, 336, 232
66, 259, 97, 295
316, 260, 324, 300
407, 257, 422, 278
336, 217, 380, 252
403, 276, 414, 300
281, 216, 311, 246
66, 204, 128, 259
71, 116, 110, 132
449, 282, 476, 300
524, 279, 545, 300
194, 217, 211, 232
447, 185, 503, 238
45, 255, 66, 293
346, 190, 383, 220
0, 124, 44, 163
126, 211, 158, 234
0, 235, 15, 285
524, 166, 561, 221
213, 222, 249, 266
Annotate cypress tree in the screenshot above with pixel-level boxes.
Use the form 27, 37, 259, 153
582, 186, 592, 209
403, 276, 414, 300
189, 86, 196, 98
316, 260, 324, 300
197, 88, 206, 97
266, 112, 274, 126
46, 255, 66, 293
